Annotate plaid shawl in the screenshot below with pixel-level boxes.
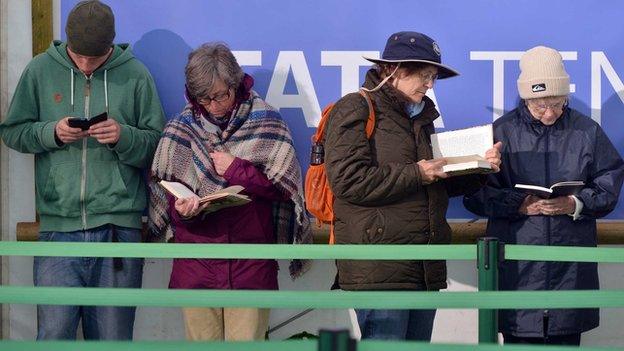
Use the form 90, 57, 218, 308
148, 91, 312, 278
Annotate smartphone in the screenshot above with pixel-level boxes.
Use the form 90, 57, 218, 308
68, 112, 108, 130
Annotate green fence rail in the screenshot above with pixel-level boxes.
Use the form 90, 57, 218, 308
0, 242, 476, 260
1, 240, 623, 350
1, 286, 623, 309
1, 242, 623, 262
1, 340, 619, 351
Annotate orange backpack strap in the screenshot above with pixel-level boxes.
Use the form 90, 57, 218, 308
358, 90, 375, 138
312, 103, 335, 143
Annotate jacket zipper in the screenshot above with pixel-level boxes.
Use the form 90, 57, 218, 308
413, 118, 431, 291
81, 74, 92, 229
543, 126, 551, 336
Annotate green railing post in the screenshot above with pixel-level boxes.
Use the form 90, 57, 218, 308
477, 237, 500, 343
318, 329, 355, 351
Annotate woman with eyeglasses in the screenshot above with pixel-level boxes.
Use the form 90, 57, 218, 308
464, 46, 624, 346
323, 31, 502, 341
147, 43, 311, 341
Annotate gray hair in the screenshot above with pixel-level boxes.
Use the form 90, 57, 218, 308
185, 43, 244, 100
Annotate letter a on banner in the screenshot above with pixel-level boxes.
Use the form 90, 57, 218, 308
266, 51, 322, 127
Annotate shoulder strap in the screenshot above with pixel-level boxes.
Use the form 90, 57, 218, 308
312, 103, 335, 143
314, 91, 375, 143
358, 90, 375, 139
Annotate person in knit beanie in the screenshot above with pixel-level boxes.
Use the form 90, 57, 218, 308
464, 45, 624, 346
517, 46, 570, 125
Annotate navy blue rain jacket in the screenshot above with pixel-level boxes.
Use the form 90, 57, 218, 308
464, 104, 624, 337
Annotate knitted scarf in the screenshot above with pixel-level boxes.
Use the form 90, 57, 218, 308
147, 91, 312, 278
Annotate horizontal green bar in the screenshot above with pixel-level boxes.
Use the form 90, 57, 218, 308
0, 340, 618, 351
506, 245, 624, 263
0, 340, 313, 351
1, 286, 623, 309
0, 242, 476, 260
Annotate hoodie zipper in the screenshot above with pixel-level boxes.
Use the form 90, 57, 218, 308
81, 74, 92, 229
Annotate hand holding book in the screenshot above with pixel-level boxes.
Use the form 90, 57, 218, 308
430, 124, 501, 176
159, 180, 251, 217
519, 194, 576, 216
174, 196, 211, 218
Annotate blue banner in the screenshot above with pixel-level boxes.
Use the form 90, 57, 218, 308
62, 0, 624, 218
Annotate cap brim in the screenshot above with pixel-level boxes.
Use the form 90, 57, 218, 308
363, 56, 460, 79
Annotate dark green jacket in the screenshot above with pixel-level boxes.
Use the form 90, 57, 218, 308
325, 69, 484, 291
0, 41, 164, 232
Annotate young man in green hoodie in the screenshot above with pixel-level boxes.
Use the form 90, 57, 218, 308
0, 0, 164, 340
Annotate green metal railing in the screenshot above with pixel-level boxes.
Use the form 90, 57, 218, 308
1, 240, 623, 350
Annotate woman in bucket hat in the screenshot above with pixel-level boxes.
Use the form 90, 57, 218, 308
464, 46, 624, 345
324, 31, 502, 341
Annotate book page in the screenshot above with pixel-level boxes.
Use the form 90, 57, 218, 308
159, 180, 197, 199
431, 124, 493, 162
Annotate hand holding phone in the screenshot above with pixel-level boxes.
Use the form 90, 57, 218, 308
67, 112, 108, 130
55, 117, 89, 144
87, 113, 122, 145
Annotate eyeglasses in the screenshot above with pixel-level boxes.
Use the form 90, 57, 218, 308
417, 71, 438, 83
198, 89, 232, 106
527, 99, 567, 115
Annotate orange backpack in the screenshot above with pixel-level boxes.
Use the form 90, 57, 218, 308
304, 90, 375, 244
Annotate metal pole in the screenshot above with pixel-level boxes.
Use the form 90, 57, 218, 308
318, 329, 355, 351
477, 237, 500, 343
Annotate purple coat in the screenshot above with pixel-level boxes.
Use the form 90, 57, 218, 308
168, 157, 287, 290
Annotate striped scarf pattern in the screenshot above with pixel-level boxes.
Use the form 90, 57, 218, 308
148, 91, 312, 277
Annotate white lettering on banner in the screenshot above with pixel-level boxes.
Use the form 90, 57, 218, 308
265, 51, 321, 127
232, 51, 262, 66
426, 90, 444, 128
591, 52, 624, 124
320, 51, 379, 96
470, 51, 577, 121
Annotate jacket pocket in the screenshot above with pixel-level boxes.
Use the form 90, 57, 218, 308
86, 161, 136, 213
362, 209, 387, 244
40, 162, 81, 217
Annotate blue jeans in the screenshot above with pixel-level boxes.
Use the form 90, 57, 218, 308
33, 225, 143, 340
356, 309, 436, 340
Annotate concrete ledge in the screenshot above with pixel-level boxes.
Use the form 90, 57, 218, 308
16, 221, 624, 244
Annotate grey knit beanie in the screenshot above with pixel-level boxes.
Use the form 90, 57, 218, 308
65, 0, 115, 57
517, 46, 570, 99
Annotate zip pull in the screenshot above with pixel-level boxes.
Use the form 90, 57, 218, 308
542, 309, 550, 342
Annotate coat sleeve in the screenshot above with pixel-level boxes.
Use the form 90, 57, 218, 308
444, 174, 487, 198
109, 75, 165, 168
0, 67, 63, 154
463, 174, 527, 219
325, 94, 422, 206
576, 126, 624, 219
223, 157, 288, 201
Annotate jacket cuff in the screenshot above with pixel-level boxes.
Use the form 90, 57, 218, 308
506, 190, 527, 217
568, 195, 584, 221
110, 124, 132, 153
407, 162, 422, 189
41, 121, 64, 149
223, 157, 244, 181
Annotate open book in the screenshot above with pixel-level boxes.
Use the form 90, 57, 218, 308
514, 181, 584, 199
431, 124, 494, 176
159, 180, 251, 214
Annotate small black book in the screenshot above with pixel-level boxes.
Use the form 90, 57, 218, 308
514, 181, 584, 199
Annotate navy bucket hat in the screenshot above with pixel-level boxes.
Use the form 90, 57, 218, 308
363, 31, 459, 79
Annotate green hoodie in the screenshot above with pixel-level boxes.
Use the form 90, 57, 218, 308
0, 41, 165, 232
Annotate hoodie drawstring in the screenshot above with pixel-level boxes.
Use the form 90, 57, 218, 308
70, 68, 75, 111
69, 68, 109, 115
361, 63, 401, 93
104, 69, 109, 113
